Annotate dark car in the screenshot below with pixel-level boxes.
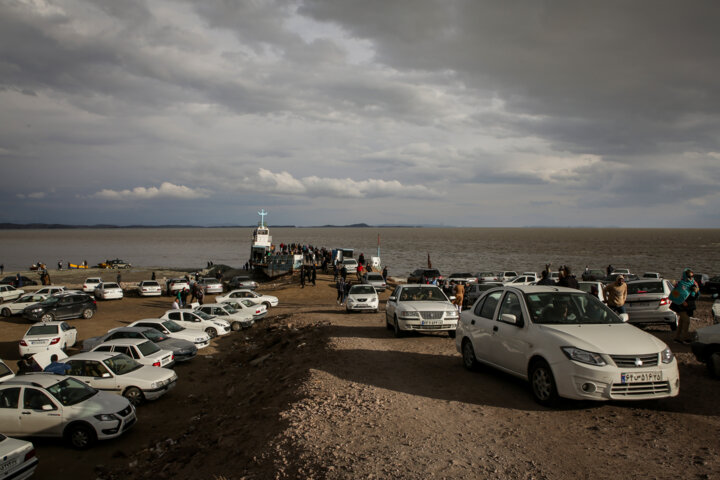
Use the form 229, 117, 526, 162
702, 275, 720, 296
601, 272, 639, 285
0, 276, 38, 288
83, 326, 197, 362
23, 292, 97, 322
465, 282, 503, 305
407, 269, 443, 284
581, 269, 606, 281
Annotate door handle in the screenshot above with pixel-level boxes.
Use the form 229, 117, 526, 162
471, 319, 475, 325
493, 325, 498, 332
21, 411, 31, 415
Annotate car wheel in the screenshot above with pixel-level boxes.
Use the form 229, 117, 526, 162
448, 329, 456, 339
529, 359, 559, 407
263, 302, 271, 309
385, 312, 392, 330
41, 312, 54, 322
66, 423, 97, 449
707, 350, 720, 378
393, 316, 404, 338
123, 387, 144, 406
205, 327, 217, 338
462, 339, 479, 371
231, 321, 241, 332
82, 308, 94, 319
670, 318, 678, 331
1, 308, 10, 317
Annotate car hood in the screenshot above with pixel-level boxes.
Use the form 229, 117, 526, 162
119, 365, 176, 383
537, 323, 667, 354
69, 389, 131, 415
158, 337, 196, 351
398, 301, 453, 311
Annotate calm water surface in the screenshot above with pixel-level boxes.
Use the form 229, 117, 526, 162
1, 228, 719, 279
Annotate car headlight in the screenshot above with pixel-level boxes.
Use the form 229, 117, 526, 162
196, 337, 206, 342
561, 347, 607, 366
445, 310, 459, 318
150, 382, 158, 389
661, 347, 674, 364
399, 310, 419, 317
94, 413, 118, 421
32, 308, 43, 312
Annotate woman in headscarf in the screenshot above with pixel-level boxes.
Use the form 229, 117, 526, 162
669, 268, 699, 344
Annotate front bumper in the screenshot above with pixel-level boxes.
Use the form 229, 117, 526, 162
398, 318, 458, 331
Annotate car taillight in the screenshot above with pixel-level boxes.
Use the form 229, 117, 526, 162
24, 449, 36, 461
49, 337, 61, 345
152, 361, 161, 367
171, 354, 175, 360
659, 297, 670, 306
19, 340, 27, 346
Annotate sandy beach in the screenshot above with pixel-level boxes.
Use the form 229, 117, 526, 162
1, 267, 719, 479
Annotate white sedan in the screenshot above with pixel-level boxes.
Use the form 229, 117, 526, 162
196, 303, 254, 331
91, 338, 175, 368
159, 310, 231, 338
19, 321, 77, 357
34, 286, 67, 296
0, 359, 15, 382
219, 299, 268, 321
346, 284, 379, 313
94, 282, 123, 300
82, 277, 102, 293
127, 319, 211, 349
456, 285, 680, 406
138, 280, 162, 297
216, 289, 279, 308
1, 293, 48, 317
0, 434, 38, 476
385, 284, 459, 338
0, 285, 24, 303
198, 277, 223, 294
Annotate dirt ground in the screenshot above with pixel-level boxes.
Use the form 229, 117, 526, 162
1, 267, 719, 480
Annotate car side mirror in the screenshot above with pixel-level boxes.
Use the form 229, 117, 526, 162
388, 296, 396, 302
101, 372, 112, 378
713, 293, 719, 299
500, 313, 518, 325
42, 404, 54, 411
449, 296, 456, 301
619, 313, 630, 323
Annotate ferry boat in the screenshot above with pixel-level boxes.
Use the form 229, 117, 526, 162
250, 210, 302, 278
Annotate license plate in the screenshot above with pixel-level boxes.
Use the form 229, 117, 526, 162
621, 371, 662, 383
31, 340, 45, 345
421, 320, 442, 326
0, 458, 17, 472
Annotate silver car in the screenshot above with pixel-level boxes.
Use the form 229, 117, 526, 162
624, 279, 678, 330
198, 277, 223, 294
363, 272, 387, 292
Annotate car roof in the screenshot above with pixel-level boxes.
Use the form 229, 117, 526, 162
489, 285, 582, 294
97, 338, 151, 346
1, 373, 66, 388
28, 320, 65, 327
132, 318, 164, 324
198, 303, 226, 308
402, 284, 442, 288
111, 326, 155, 333
627, 278, 664, 283
64, 351, 120, 361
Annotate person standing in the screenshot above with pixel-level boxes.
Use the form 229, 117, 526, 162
340, 265, 347, 282
670, 268, 699, 344
197, 287, 205, 306
537, 270, 554, 286
356, 262, 364, 281
557, 265, 579, 289
0, 264, 3, 275
16, 273, 22, 288
336, 278, 345, 305
300, 266, 306, 288
604, 275, 627, 314
116, 272, 122, 284
151, 271, 156, 280
311, 265, 317, 286
606, 264, 614, 277
382, 266, 388, 283
453, 282, 465, 312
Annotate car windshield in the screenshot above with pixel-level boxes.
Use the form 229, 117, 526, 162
40, 296, 60, 305
350, 285, 375, 295
525, 292, 623, 325
141, 329, 166, 342
223, 305, 238, 314
27, 325, 58, 335
399, 287, 447, 302
451, 273, 472, 278
194, 310, 214, 320
86, 279, 100, 283
627, 282, 664, 294
0, 362, 12, 377
478, 272, 494, 277
104, 354, 143, 375
18, 295, 41, 303
162, 320, 184, 332
47, 377, 98, 406
367, 274, 383, 280
137, 341, 161, 356
240, 299, 256, 307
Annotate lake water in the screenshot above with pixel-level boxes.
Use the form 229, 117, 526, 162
1, 227, 719, 279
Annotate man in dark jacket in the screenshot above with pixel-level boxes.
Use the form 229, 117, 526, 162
557, 265, 579, 290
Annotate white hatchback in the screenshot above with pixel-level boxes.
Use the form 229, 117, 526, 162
456, 285, 680, 406
19, 321, 77, 357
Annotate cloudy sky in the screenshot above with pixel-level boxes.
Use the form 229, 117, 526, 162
1, 0, 719, 227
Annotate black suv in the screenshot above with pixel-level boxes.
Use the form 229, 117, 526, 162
407, 268, 443, 284
23, 292, 97, 322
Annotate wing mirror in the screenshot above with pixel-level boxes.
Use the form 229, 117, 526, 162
101, 372, 112, 378
388, 296, 396, 302
42, 404, 54, 411
713, 293, 719, 299
619, 313, 630, 323
501, 313, 518, 325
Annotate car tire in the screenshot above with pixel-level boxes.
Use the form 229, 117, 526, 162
123, 386, 144, 406
385, 312, 392, 330
205, 327, 217, 338
448, 329, 456, 339
65, 423, 97, 449
82, 308, 94, 319
670, 318, 678, 331
461, 339, 479, 371
41, 313, 54, 322
231, 322, 241, 332
1, 308, 10, 317
529, 359, 559, 407
707, 350, 720, 378
263, 302, 271, 309
393, 316, 404, 338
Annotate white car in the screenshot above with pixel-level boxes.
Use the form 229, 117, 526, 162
62, 351, 177, 406
19, 321, 77, 357
196, 303, 254, 331
216, 289, 279, 308
577, 281, 607, 303
159, 310, 231, 338
642, 272, 662, 279
363, 272, 387, 292
447, 273, 477, 285
228, 276, 258, 290
691, 323, 720, 378
0, 285, 24, 304
138, 280, 162, 297
385, 284, 459, 337
624, 279, 678, 330
456, 285, 680, 406
0, 359, 15, 382
613, 268, 631, 275
1, 293, 48, 317
214, 299, 268, 321
341, 258, 358, 274
94, 282, 123, 300
0, 434, 38, 476
346, 284, 379, 313
0, 373, 136, 448
166, 278, 190, 296
475, 272, 498, 282
82, 277, 102, 293
127, 319, 211, 349
91, 338, 175, 368
496, 271, 519, 282
198, 277, 223, 294
505, 274, 538, 285
34, 286, 67, 296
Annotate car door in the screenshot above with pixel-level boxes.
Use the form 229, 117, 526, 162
487, 291, 532, 376
55, 296, 74, 319
181, 311, 202, 327
464, 290, 502, 363
60, 322, 77, 347
66, 360, 119, 393
0, 387, 22, 435
19, 387, 63, 436
385, 286, 401, 322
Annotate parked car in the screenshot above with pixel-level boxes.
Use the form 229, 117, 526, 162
1, 293, 48, 317
19, 321, 77, 357
165, 278, 190, 296
496, 271, 519, 283
127, 319, 210, 349
363, 272, 387, 292
196, 303, 254, 331
447, 273, 477, 285
82, 277, 102, 293
581, 269, 606, 281
137, 280, 162, 297
602, 272, 639, 284
0, 359, 15, 382
94, 282, 123, 300
701, 275, 720, 296
34, 286, 67, 296
623, 279, 678, 330
216, 299, 268, 321
385, 284, 459, 338
92, 338, 175, 368
613, 268, 631, 275
0, 374, 136, 448
346, 284, 379, 313
0, 285, 24, 304
215, 289, 279, 308
407, 269, 443, 284
159, 310, 231, 338
0, 434, 38, 475
577, 281, 607, 303
475, 272, 498, 282
465, 282, 503, 305
23, 292, 96, 322
228, 276, 258, 290
693, 273, 710, 291
691, 323, 720, 378
197, 277, 223, 294
456, 285, 679, 406
342, 258, 359, 274
642, 272, 661, 279
62, 351, 177, 406
107, 259, 132, 269
505, 274, 538, 286
84, 327, 197, 362
0, 276, 37, 287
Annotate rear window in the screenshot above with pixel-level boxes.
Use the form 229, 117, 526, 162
137, 341, 161, 356
103, 283, 120, 289
142, 281, 160, 287
27, 325, 58, 335
627, 282, 664, 294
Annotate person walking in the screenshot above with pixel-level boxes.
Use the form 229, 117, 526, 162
340, 265, 347, 282
343, 280, 351, 305
382, 266, 388, 283
604, 275, 627, 314
453, 282, 465, 313
356, 262, 364, 281
300, 266, 306, 288
669, 268, 699, 344
336, 278, 345, 305
197, 287, 205, 306
311, 265, 317, 286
